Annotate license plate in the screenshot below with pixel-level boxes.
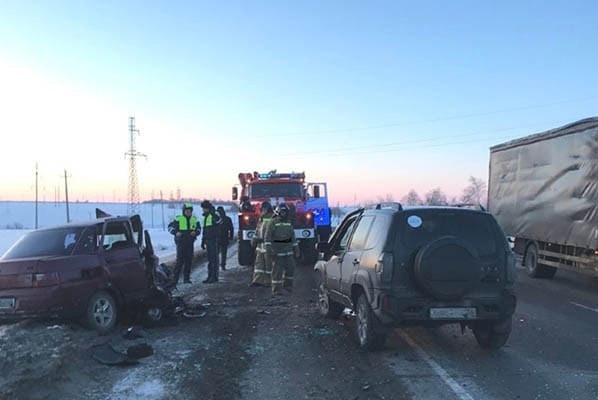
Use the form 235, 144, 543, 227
429, 307, 476, 320
0, 297, 15, 310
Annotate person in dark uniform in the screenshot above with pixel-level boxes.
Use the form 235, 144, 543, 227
168, 202, 201, 284
200, 200, 222, 283
216, 206, 234, 271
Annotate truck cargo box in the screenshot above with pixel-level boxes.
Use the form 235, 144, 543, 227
488, 117, 598, 250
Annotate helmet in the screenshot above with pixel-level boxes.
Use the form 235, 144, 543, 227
274, 203, 290, 218
182, 202, 193, 212
200, 200, 212, 209
260, 201, 273, 213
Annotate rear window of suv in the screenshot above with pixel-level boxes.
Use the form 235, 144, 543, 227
396, 210, 501, 257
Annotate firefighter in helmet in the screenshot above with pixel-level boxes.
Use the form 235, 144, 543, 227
265, 203, 300, 294
250, 201, 274, 286
168, 202, 201, 284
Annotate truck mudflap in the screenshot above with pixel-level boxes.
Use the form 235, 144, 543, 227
295, 228, 315, 239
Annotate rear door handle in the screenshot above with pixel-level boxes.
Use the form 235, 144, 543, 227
353, 259, 360, 266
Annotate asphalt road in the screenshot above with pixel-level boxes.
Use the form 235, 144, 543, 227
376, 260, 598, 400
1, 247, 597, 400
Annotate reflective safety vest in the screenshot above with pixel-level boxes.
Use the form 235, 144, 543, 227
257, 216, 272, 238
271, 221, 293, 241
203, 213, 214, 227
175, 215, 198, 231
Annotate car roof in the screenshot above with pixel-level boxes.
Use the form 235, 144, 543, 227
33, 216, 132, 231
363, 205, 488, 216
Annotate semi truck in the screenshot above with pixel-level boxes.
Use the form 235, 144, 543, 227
232, 170, 331, 266
488, 117, 598, 278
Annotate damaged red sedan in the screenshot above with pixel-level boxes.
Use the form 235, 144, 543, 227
0, 213, 170, 333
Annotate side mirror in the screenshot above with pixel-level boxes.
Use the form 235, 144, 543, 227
313, 185, 321, 199
232, 187, 238, 201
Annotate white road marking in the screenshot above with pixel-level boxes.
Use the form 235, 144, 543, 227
570, 301, 598, 313
397, 330, 476, 400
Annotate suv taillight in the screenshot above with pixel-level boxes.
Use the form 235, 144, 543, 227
376, 252, 394, 283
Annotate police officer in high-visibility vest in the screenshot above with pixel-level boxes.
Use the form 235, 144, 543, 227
200, 200, 222, 283
168, 202, 201, 284
250, 201, 274, 286
265, 203, 300, 294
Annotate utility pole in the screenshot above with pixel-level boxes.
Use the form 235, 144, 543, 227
64, 169, 71, 223
35, 163, 39, 229
160, 190, 165, 231
125, 116, 147, 215
151, 190, 155, 228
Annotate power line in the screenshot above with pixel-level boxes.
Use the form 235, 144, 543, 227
252, 96, 597, 139
275, 119, 572, 159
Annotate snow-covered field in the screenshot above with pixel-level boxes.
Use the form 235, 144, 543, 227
0, 201, 351, 256
0, 201, 237, 257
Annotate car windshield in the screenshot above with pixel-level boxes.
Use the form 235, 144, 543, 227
397, 210, 501, 257
249, 183, 303, 198
2, 226, 90, 259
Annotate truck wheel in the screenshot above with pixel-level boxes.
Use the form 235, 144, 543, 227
238, 241, 254, 266
85, 291, 118, 335
472, 317, 512, 350
355, 293, 386, 351
316, 272, 344, 319
301, 239, 318, 265
525, 244, 557, 279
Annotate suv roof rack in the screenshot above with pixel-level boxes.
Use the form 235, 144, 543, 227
451, 203, 487, 211
374, 202, 403, 211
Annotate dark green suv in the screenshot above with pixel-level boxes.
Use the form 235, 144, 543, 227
314, 204, 517, 350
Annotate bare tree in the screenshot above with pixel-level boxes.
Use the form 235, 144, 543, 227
425, 188, 448, 206
460, 176, 487, 205
401, 189, 422, 206
376, 193, 395, 203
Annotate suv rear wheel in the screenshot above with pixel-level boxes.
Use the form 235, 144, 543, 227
472, 317, 512, 350
355, 293, 386, 351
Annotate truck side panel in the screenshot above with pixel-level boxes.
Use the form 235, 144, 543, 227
489, 123, 598, 250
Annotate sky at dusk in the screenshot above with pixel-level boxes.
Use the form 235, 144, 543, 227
1, 0, 597, 205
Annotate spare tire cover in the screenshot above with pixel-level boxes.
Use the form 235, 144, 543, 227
413, 236, 482, 300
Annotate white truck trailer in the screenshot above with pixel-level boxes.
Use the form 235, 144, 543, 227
488, 117, 598, 278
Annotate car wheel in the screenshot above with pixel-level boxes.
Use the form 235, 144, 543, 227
355, 293, 386, 351
472, 316, 512, 350
146, 307, 163, 322
525, 244, 557, 279
85, 291, 118, 335
316, 274, 344, 319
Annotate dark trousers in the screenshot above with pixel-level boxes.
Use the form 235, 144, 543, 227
206, 240, 219, 281
173, 243, 194, 283
218, 241, 229, 269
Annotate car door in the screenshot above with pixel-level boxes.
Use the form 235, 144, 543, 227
340, 215, 375, 294
324, 215, 359, 293
100, 221, 148, 299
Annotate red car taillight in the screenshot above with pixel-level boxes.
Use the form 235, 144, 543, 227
376, 252, 394, 283
32, 272, 60, 288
